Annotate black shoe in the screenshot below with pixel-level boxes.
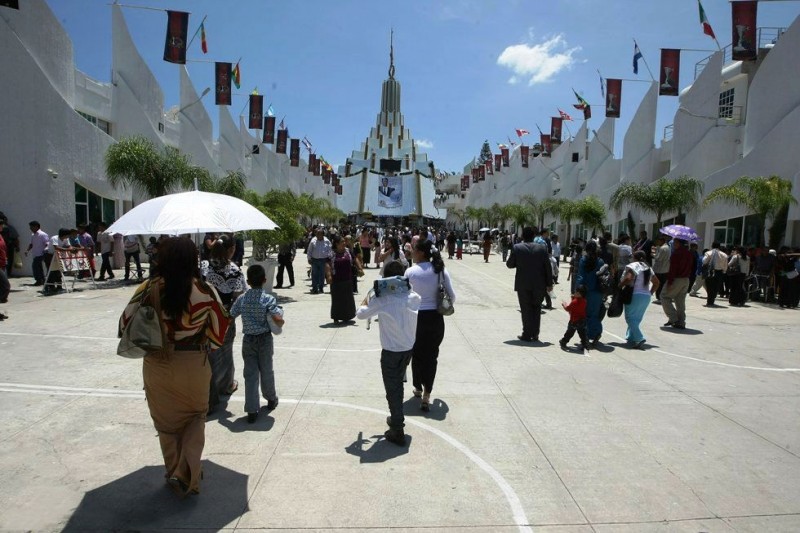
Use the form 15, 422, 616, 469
33, 281, 44, 286
384, 428, 406, 446
663, 321, 674, 327
672, 323, 686, 330
559, 339, 567, 349
267, 399, 279, 411
108, 274, 115, 279
517, 335, 533, 342
247, 412, 258, 424
274, 285, 283, 289
288, 284, 294, 287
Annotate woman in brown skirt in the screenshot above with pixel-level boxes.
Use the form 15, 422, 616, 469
119, 237, 229, 497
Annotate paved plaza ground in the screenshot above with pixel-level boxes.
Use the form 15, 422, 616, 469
0, 251, 798, 532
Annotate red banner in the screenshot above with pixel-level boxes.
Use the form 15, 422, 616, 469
479, 165, 486, 181
214, 62, 232, 106
336, 185, 342, 195
501, 147, 510, 167
494, 154, 502, 172
276, 129, 288, 154
263, 116, 275, 143
309, 154, 317, 173
163, 11, 189, 64
472, 167, 480, 183
731, 1, 758, 61
550, 117, 563, 144
322, 168, 331, 184
521, 145, 529, 167
541, 134, 552, 156
659, 49, 680, 96
249, 95, 263, 129
461, 176, 467, 191
314, 158, 321, 176
485, 159, 493, 175
605, 78, 622, 118
290, 139, 300, 166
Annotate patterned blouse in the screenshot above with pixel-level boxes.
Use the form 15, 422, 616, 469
119, 277, 230, 348
200, 259, 247, 307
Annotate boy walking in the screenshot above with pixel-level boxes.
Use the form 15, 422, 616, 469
355, 260, 421, 446
559, 285, 590, 352
229, 265, 285, 423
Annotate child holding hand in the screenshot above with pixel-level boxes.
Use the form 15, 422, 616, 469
559, 285, 590, 352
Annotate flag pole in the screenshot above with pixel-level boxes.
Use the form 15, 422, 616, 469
634, 39, 657, 82
562, 120, 573, 140
187, 14, 207, 52
105, 3, 169, 12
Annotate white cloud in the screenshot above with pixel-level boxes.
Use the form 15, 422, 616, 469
497, 34, 581, 86
416, 139, 434, 149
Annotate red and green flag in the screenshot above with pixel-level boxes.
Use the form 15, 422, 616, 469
200, 21, 208, 53
232, 61, 241, 89
698, 0, 716, 40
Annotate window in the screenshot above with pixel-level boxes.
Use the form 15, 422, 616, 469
77, 110, 112, 136
75, 183, 116, 226
158, 122, 165, 133
579, 183, 586, 193
719, 88, 735, 119
572, 152, 579, 163
713, 214, 760, 247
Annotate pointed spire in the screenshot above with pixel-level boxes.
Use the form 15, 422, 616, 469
388, 29, 395, 80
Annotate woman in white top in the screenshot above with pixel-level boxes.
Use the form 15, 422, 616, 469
378, 236, 408, 276
619, 250, 660, 349
405, 239, 456, 411
727, 246, 750, 307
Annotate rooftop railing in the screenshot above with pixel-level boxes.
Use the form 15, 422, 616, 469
695, 27, 787, 79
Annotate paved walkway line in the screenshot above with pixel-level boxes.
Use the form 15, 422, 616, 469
0, 383, 533, 533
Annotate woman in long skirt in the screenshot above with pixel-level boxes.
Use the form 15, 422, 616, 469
326, 235, 356, 324
576, 240, 605, 345
119, 237, 229, 496
618, 250, 659, 349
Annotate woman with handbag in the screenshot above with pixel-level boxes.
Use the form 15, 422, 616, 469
118, 237, 229, 497
325, 235, 357, 324
576, 241, 606, 345
405, 239, 456, 411
727, 247, 749, 307
619, 250, 659, 349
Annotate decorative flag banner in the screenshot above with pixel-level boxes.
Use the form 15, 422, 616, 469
541, 134, 552, 156
323, 168, 331, 184
633, 42, 643, 75
551, 117, 563, 144
515, 129, 530, 138
302, 137, 313, 152
200, 21, 208, 53
698, 0, 716, 40
263, 115, 275, 143
278, 117, 285, 130
249, 94, 264, 129
494, 154, 502, 172
508, 137, 517, 148
501, 147, 510, 167
472, 167, 480, 183
276, 129, 288, 154
336, 185, 343, 195
309, 153, 317, 173
290, 139, 300, 167
163, 11, 189, 64
559, 109, 573, 121
605, 78, 622, 118
572, 89, 591, 120
521, 145, 530, 168
1, 1, 20, 9
732, 1, 757, 61
598, 70, 605, 98
314, 157, 321, 176
461, 176, 467, 192
214, 62, 232, 106
479, 165, 486, 181
232, 61, 241, 89
659, 49, 680, 96
485, 159, 493, 175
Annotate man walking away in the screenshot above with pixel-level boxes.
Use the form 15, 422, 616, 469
274, 240, 296, 288
702, 242, 728, 306
25, 221, 49, 286
506, 226, 553, 343
652, 236, 671, 303
661, 239, 692, 329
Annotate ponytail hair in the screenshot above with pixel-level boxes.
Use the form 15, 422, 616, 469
583, 240, 598, 271
415, 239, 445, 273
209, 234, 234, 262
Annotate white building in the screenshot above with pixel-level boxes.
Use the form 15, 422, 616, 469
0, 1, 331, 274
454, 16, 800, 249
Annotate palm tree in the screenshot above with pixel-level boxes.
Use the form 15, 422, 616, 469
198, 169, 248, 199
105, 135, 208, 198
575, 196, 607, 235
505, 204, 532, 235
465, 206, 481, 231
551, 198, 577, 243
610, 176, 704, 228
523, 196, 560, 230
704, 175, 797, 247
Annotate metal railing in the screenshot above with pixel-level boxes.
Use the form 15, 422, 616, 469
695, 27, 787, 79
663, 124, 674, 141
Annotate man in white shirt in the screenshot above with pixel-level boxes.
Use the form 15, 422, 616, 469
355, 260, 420, 446
306, 228, 331, 294
702, 241, 729, 307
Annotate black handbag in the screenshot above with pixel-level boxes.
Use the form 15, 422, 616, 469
620, 284, 634, 305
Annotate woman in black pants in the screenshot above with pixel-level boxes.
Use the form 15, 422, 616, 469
405, 240, 456, 411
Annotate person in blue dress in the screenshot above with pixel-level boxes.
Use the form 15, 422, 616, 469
576, 240, 605, 345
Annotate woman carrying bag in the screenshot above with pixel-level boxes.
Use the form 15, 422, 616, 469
118, 237, 229, 497
325, 235, 357, 324
405, 240, 456, 412
619, 250, 659, 349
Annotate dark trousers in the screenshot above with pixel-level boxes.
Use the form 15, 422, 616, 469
728, 273, 746, 306
99, 252, 114, 278
517, 289, 543, 340
275, 253, 294, 287
5, 248, 14, 277
561, 319, 589, 348
412, 310, 445, 394
382, 349, 413, 430
0, 269, 9, 302
208, 322, 236, 411
124, 251, 143, 279
705, 271, 723, 305
655, 273, 667, 299
32, 255, 46, 284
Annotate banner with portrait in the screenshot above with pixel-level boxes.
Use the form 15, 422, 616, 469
550, 117, 563, 144
501, 147, 510, 167
249, 95, 263, 129
494, 154, 502, 172
214, 62, 232, 106
276, 129, 288, 154
290, 138, 300, 166
520, 145, 529, 167
377, 175, 402, 209
731, 1, 758, 61
605, 78, 622, 118
659, 49, 680, 97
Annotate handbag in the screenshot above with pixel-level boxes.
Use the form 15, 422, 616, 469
620, 284, 634, 305
117, 280, 165, 358
702, 251, 718, 279
607, 292, 624, 318
437, 271, 455, 316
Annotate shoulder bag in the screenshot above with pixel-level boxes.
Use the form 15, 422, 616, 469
702, 251, 718, 279
117, 280, 166, 358
437, 271, 455, 316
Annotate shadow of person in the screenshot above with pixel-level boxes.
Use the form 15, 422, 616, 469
216, 408, 275, 433
402, 397, 449, 421
61, 461, 248, 532
659, 326, 704, 335
344, 431, 411, 463
274, 295, 297, 305
589, 342, 615, 353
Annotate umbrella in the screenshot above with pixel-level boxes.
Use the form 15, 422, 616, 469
105, 191, 278, 236
478, 227, 491, 232
659, 224, 699, 242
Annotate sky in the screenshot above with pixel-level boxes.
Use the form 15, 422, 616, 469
46, 0, 799, 174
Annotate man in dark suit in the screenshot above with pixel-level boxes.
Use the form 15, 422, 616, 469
506, 226, 553, 343
378, 177, 395, 198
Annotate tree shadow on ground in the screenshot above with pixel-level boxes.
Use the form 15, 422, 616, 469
344, 431, 411, 463
61, 461, 248, 532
